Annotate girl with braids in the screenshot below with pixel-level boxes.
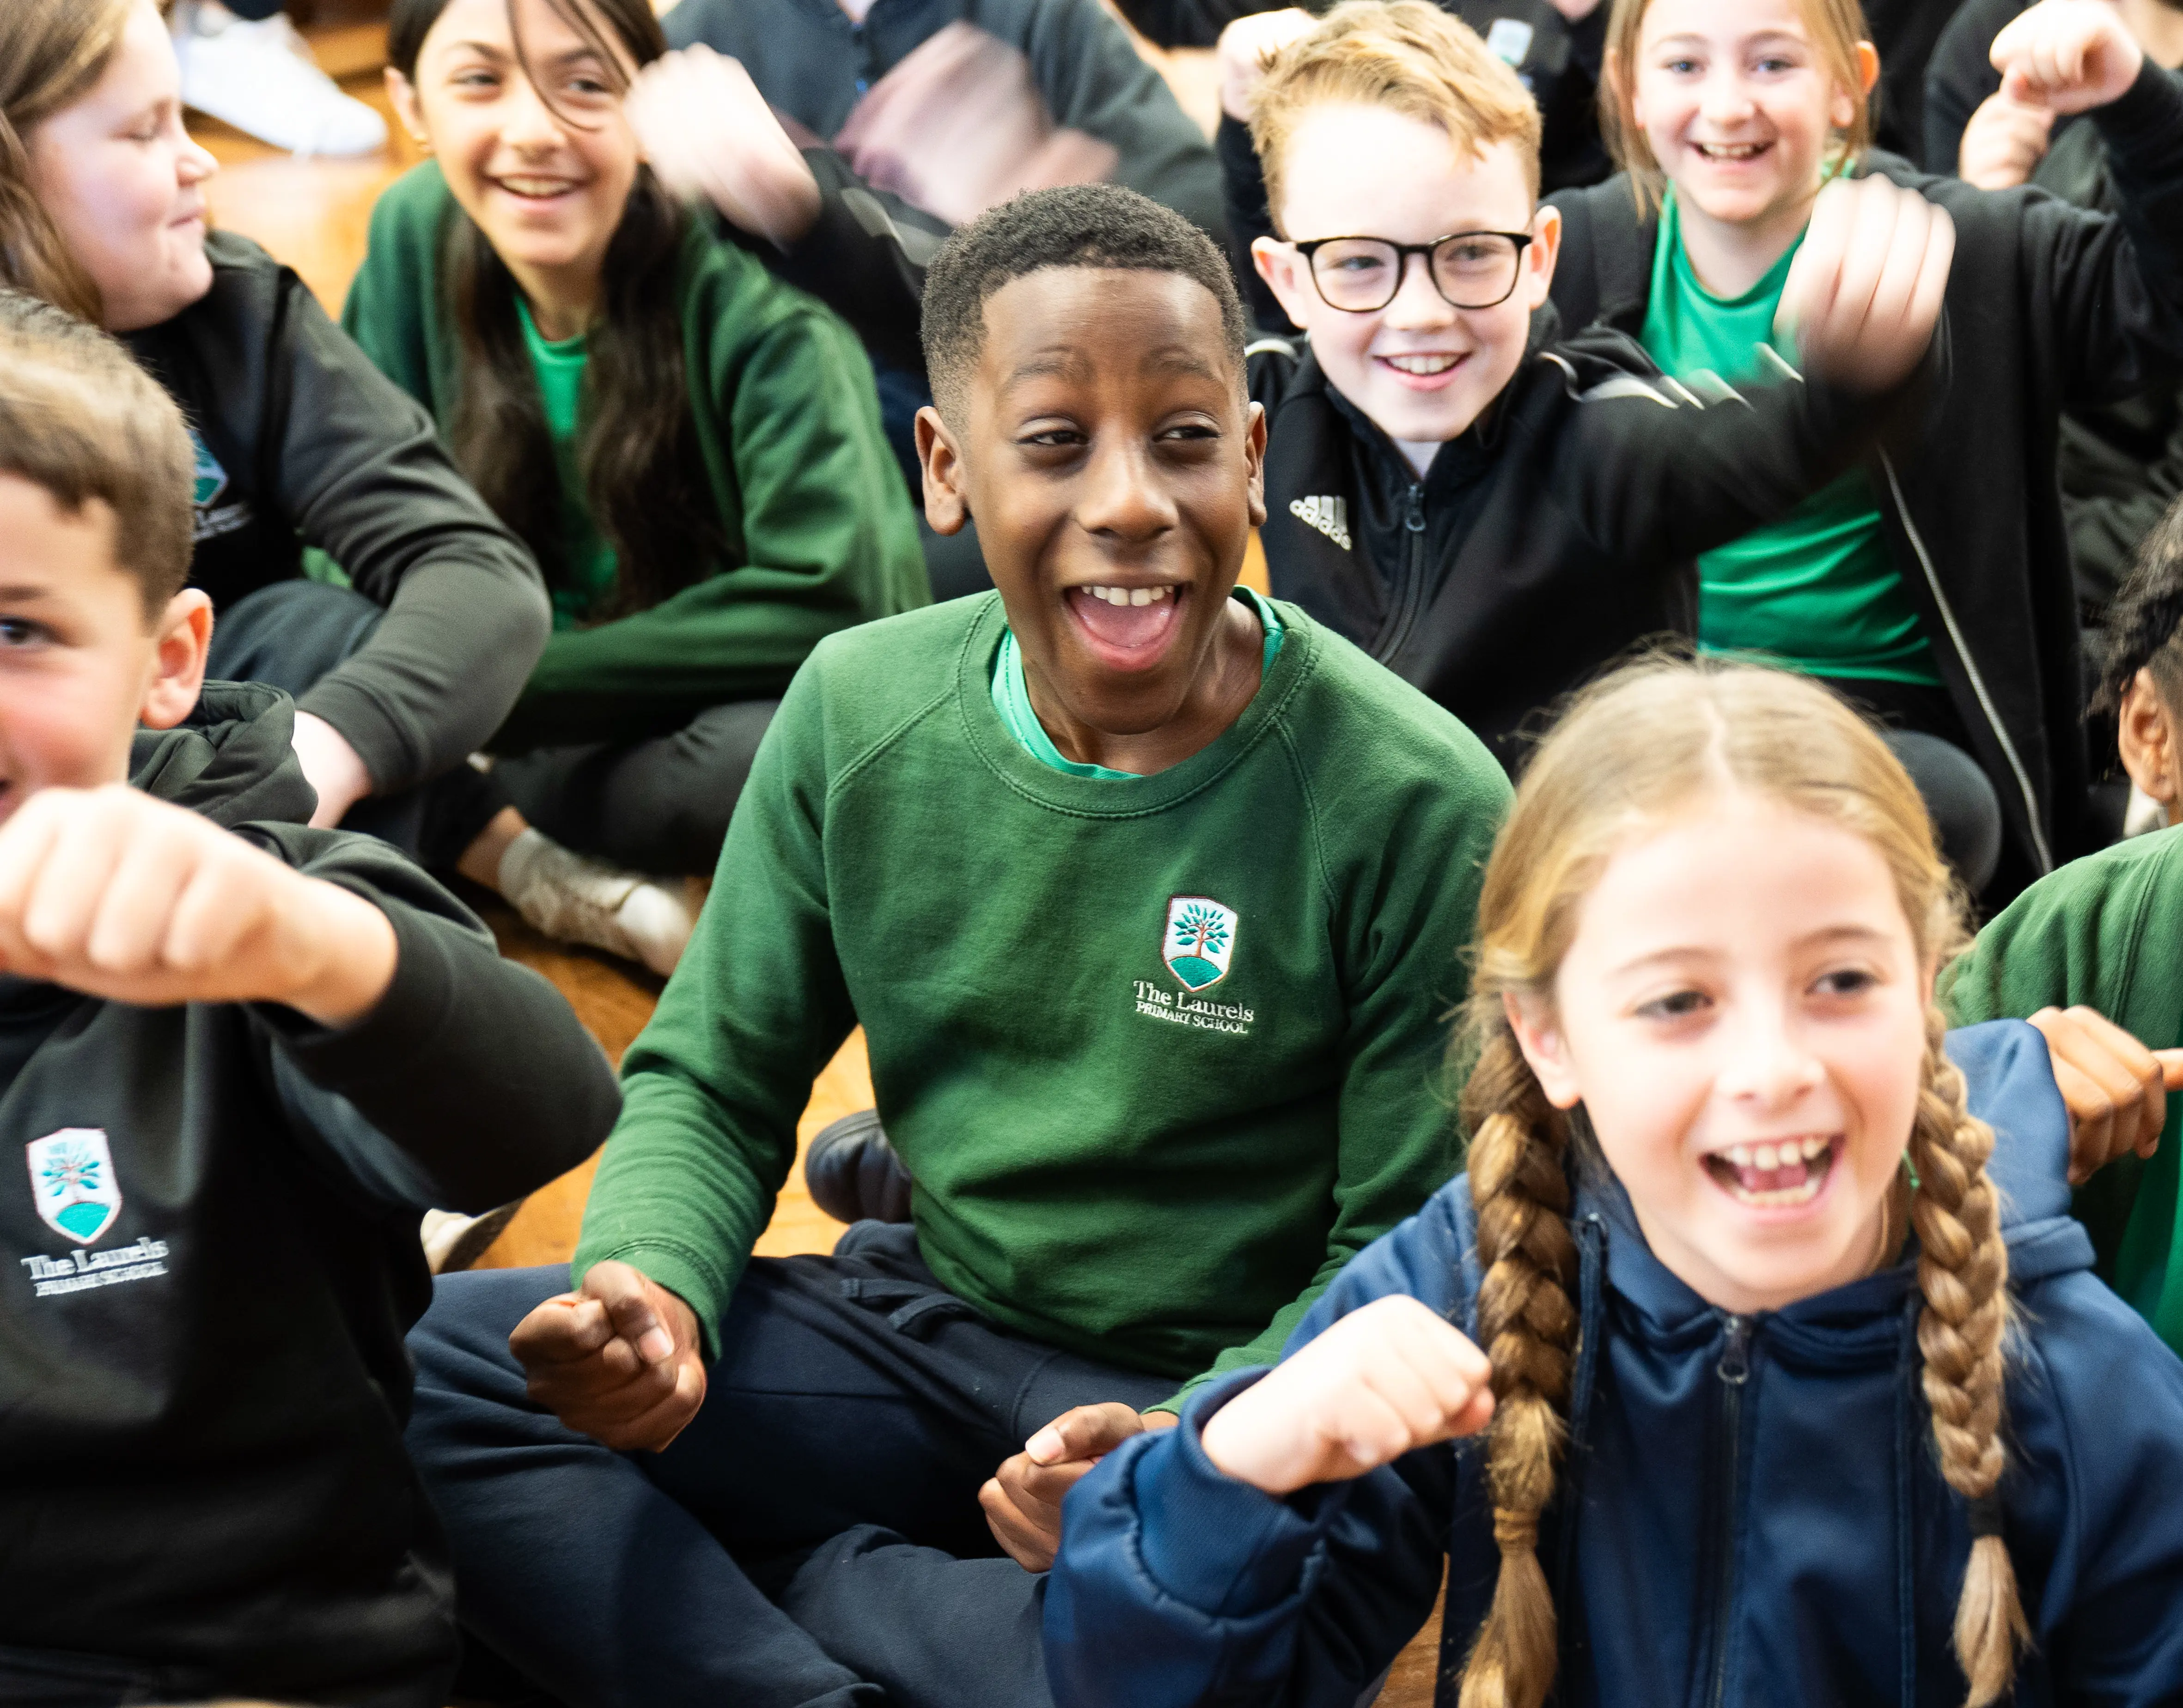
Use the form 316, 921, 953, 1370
1049, 658, 2183, 1708
345, 0, 927, 972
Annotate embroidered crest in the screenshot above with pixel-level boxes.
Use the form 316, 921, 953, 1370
1164, 897, 1238, 992
26, 1129, 122, 1246
1288, 495, 1351, 551
1484, 17, 1535, 65
190, 431, 229, 510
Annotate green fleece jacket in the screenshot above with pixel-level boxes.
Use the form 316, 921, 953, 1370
1942, 827, 2183, 1353
341, 163, 927, 751
573, 594, 1510, 1404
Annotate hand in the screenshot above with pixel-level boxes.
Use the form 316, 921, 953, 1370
510, 1260, 708, 1452
1199, 1296, 1494, 1496
980, 1403, 1177, 1571
1957, 89, 2058, 188
1991, 0, 2146, 115
1775, 175, 1955, 394
1218, 8, 1316, 121
627, 45, 822, 249
1546, 0, 1604, 18
290, 711, 373, 830
2027, 1004, 2183, 1184
0, 784, 397, 1026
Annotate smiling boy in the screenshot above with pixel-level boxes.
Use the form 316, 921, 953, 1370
402, 184, 1511, 1708
1225, 0, 1951, 767
0, 291, 620, 1708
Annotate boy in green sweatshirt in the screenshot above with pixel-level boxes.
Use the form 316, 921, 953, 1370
402, 185, 1510, 1708
1945, 493, 2183, 1356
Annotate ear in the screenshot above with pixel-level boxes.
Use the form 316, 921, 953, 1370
1523, 203, 1563, 310
2118, 671, 2181, 822
916, 405, 969, 536
1504, 989, 1583, 1111
1243, 398, 1268, 531
139, 589, 212, 732
385, 67, 431, 148
1835, 42, 1880, 130
1252, 235, 1318, 333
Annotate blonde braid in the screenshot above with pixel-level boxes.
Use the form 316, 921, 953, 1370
1456, 1024, 1578, 1708
1906, 1005, 2029, 1707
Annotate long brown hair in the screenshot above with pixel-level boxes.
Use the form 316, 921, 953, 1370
0, 0, 133, 322
1598, 0, 1876, 215
387, 0, 723, 614
1455, 660, 2026, 1708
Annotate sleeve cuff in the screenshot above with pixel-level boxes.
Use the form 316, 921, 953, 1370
294, 675, 411, 797
2094, 59, 2183, 157
1128, 1373, 1346, 1617
251, 883, 457, 1074
572, 1240, 735, 1363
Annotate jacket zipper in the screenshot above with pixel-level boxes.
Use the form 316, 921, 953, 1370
1707, 1313, 1752, 1708
1374, 481, 1428, 663
1876, 450, 2053, 874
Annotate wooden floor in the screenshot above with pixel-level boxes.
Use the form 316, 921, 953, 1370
193, 10, 1431, 1699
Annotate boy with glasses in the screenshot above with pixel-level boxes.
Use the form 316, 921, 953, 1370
1231, 0, 1952, 766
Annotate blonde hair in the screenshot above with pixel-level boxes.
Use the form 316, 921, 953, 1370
1599, 0, 1875, 215
0, 0, 134, 322
1248, 0, 1544, 231
1455, 659, 2027, 1708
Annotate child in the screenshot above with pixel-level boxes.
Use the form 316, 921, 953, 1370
0, 1, 554, 887
1943, 493, 2183, 1357
1221, 0, 1950, 777
1049, 658, 2183, 1708
0, 292, 621, 1706
339, 0, 929, 973
399, 184, 1514, 1708
1551, 0, 2183, 898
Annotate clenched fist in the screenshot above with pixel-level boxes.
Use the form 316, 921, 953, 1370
1991, 0, 2146, 115
511, 1259, 709, 1452
0, 783, 396, 1025
1775, 175, 1955, 395
1200, 1295, 1495, 1495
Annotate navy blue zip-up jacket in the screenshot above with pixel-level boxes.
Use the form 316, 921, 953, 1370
1048, 1021, 2183, 1706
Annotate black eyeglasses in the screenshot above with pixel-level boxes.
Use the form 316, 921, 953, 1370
1289, 231, 1536, 313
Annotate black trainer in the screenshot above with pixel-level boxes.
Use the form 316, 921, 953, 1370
803, 1109, 915, 1225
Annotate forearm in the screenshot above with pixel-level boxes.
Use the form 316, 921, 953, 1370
299, 557, 551, 790
2093, 61, 2183, 352
760, 151, 944, 376
1218, 114, 1291, 333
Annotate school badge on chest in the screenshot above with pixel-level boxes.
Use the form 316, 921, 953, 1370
26, 1129, 122, 1246
1164, 897, 1238, 991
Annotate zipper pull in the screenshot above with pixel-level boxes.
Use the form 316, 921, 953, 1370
1404, 483, 1425, 533
1717, 1314, 1751, 1385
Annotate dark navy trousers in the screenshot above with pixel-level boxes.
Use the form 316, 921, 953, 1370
405, 1222, 1174, 1708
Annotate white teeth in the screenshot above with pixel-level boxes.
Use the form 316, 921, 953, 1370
1697, 142, 1765, 160
1754, 1143, 1780, 1172
1726, 1144, 1753, 1169
1385, 354, 1458, 375
1083, 585, 1172, 606
501, 177, 576, 196
1801, 1137, 1828, 1161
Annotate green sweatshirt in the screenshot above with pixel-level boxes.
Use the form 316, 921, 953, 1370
341, 163, 929, 752
1941, 828, 2183, 1353
573, 593, 1511, 1402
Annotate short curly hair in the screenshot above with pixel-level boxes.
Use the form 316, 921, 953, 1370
2096, 494, 2183, 717
0, 290, 194, 616
919, 184, 1247, 426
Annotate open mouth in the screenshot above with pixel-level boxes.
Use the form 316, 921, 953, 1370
1701, 1135, 1838, 1209
493, 174, 586, 205
1693, 140, 1774, 164
1375, 352, 1468, 390
1064, 583, 1185, 670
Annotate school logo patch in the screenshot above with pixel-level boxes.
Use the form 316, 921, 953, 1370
189, 431, 228, 510
1164, 897, 1238, 992
1289, 495, 1351, 551
1484, 17, 1535, 65
26, 1129, 122, 1246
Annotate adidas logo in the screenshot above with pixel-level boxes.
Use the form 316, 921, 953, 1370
1289, 495, 1351, 551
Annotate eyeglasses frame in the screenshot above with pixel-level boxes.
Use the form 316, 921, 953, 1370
1287, 230, 1538, 313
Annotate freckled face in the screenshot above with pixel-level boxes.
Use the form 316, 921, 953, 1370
1513, 793, 1929, 1314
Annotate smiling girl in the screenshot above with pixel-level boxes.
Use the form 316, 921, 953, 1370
1047, 658, 2183, 1708
1548, 0, 2183, 903
344, 0, 927, 971
0, 0, 553, 865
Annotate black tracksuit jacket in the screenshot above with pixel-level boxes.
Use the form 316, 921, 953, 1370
1545, 62, 2183, 894
0, 685, 620, 1708
124, 231, 550, 797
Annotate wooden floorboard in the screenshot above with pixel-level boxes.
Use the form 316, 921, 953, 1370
197, 14, 1422, 1698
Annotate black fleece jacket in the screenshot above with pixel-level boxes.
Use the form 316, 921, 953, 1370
0, 685, 619, 1708
124, 231, 551, 797
1546, 62, 2183, 894
1250, 313, 1930, 772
